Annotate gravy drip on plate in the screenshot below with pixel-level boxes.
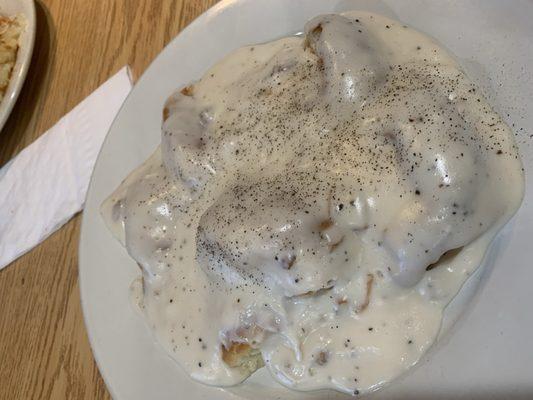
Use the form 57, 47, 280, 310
102, 12, 524, 395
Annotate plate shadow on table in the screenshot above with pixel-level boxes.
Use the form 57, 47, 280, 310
0, 0, 55, 166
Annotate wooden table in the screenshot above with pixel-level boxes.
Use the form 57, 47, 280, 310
0, 1, 219, 398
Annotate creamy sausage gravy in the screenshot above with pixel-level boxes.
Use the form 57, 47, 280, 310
101, 11, 524, 396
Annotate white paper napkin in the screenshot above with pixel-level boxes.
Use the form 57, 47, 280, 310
0, 66, 133, 270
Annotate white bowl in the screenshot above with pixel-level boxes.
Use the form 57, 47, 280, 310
0, 0, 35, 131
79, 1, 533, 399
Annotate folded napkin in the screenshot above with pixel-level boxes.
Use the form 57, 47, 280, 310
0, 66, 133, 270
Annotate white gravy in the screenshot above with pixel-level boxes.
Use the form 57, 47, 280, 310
101, 11, 524, 396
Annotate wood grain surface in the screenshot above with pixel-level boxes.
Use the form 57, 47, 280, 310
0, 1, 219, 398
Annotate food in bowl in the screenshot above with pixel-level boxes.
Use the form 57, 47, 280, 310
101, 11, 524, 396
0, 14, 24, 103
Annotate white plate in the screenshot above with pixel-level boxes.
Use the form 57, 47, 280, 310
0, 0, 35, 131
79, 1, 533, 399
